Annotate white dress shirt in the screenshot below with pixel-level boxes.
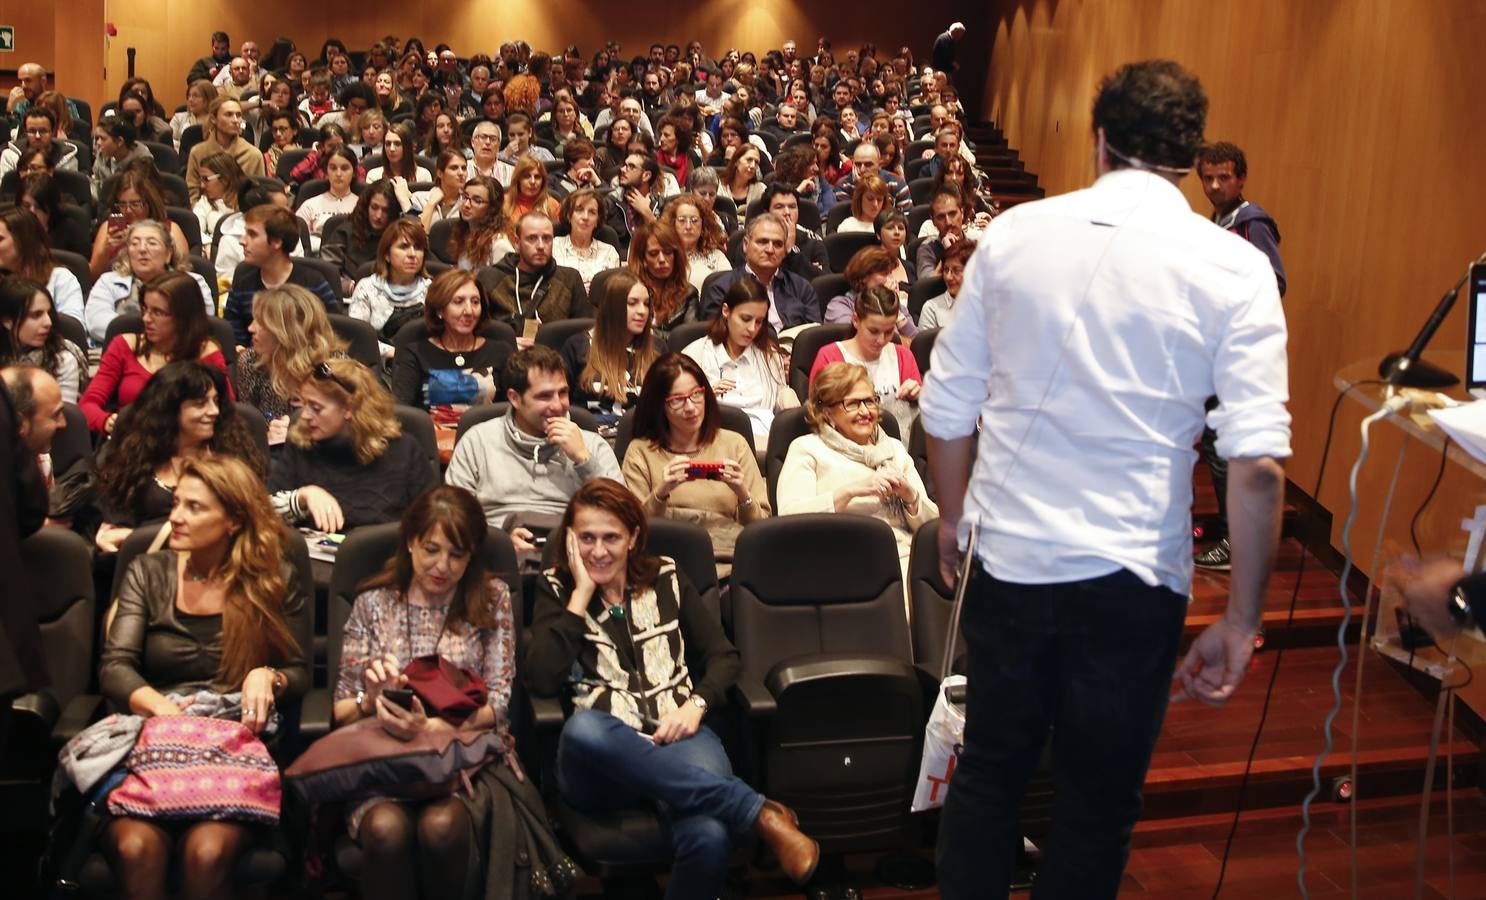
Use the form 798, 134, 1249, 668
920, 168, 1291, 594
682, 337, 788, 442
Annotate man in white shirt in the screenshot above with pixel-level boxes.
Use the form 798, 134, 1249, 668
694, 70, 731, 116
923, 61, 1291, 899
468, 121, 514, 186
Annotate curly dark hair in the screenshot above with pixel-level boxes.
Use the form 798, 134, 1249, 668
351, 179, 400, 246
1194, 141, 1247, 179
99, 360, 267, 518
1091, 60, 1207, 173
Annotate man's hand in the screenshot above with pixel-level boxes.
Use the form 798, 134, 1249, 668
1171, 618, 1257, 706
1386, 554, 1467, 642
7, 86, 25, 112
652, 702, 704, 744
545, 417, 589, 464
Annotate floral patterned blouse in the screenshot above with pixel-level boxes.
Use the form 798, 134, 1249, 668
335, 580, 516, 740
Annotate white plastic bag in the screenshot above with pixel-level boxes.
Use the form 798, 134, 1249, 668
911, 674, 967, 812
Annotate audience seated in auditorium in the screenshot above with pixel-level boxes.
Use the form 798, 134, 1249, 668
232, 284, 347, 438
88, 169, 193, 280
365, 122, 432, 184
875, 207, 915, 289
95, 361, 262, 553
90, 120, 153, 194
622, 352, 769, 565
917, 236, 975, 330
833, 141, 911, 211
772, 144, 836, 215
627, 220, 698, 337
552, 187, 620, 293
0, 278, 89, 403
719, 143, 765, 210
295, 146, 362, 255
467, 120, 514, 186
191, 152, 245, 261
412, 149, 469, 228
824, 245, 917, 339
0, 107, 79, 180
348, 219, 433, 355
445, 345, 619, 549
99, 454, 309, 900
523, 479, 819, 898
85, 218, 214, 347
224, 205, 340, 346
839, 173, 889, 234
9, 169, 92, 256
607, 151, 665, 259
701, 212, 819, 328
778, 360, 935, 581
391, 269, 508, 422
268, 358, 435, 532
477, 212, 588, 346
503, 156, 562, 223
560, 270, 663, 426
447, 175, 513, 270
1, 363, 67, 485
550, 138, 604, 199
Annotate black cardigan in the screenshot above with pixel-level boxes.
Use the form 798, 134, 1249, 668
268, 431, 435, 530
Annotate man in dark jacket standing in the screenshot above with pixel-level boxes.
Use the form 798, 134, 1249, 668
1194, 140, 1287, 571
0, 374, 47, 758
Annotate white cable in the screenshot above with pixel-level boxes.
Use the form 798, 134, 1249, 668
1296, 395, 1409, 897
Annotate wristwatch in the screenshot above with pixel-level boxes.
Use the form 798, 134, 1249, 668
355, 689, 371, 715
1448, 585, 1474, 627
690, 694, 708, 713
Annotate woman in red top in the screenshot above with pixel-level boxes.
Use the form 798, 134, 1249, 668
656, 114, 694, 190
81, 271, 232, 435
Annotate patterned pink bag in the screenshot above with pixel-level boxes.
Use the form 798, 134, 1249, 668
108, 716, 282, 825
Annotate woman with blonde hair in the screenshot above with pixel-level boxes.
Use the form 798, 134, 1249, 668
626, 220, 695, 336
268, 358, 436, 532
232, 283, 348, 439
657, 193, 729, 293
185, 96, 265, 203
170, 79, 218, 150
560, 270, 662, 425
100, 453, 310, 900
502, 156, 561, 223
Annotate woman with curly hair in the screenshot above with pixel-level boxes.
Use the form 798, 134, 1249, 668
268, 358, 436, 533
320, 180, 401, 292
232, 283, 347, 437
94, 360, 265, 553
447, 175, 512, 270
626, 220, 696, 336
658, 193, 729, 293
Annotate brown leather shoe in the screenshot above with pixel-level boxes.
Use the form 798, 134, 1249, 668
754, 798, 819, 885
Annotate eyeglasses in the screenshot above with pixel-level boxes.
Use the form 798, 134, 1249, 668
116, 200, 148, 211
674, 215, 701, 226
472, 133, 499, 143
199, 173, 222, 183
831, 396, 880, 414
23, 127, 51, 138
141, 305, 173, 320
20, 163, 47, 175
664, 388, 708, 411
312, 361, 357, 394
459, 192, 489, 207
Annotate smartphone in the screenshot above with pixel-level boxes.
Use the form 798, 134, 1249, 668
686, 461, 725, 480
382, 688, 417, 710
107, 212, 127, 235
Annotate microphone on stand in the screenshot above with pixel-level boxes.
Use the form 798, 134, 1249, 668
1379, 251, 1486, 387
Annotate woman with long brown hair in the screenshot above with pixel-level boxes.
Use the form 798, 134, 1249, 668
87, 169, 192, 278
626, 220, 696, 336
446, 175, 513, 270
559, 270, 662, 426
99, 453, 310, 900
501, 156, 561, 223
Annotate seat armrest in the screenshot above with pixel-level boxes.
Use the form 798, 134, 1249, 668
298, 688, 333, 741
765, 653, 920, 697
731, 677, 777, 719
529, 694, 567, 734
51, 694, 105, 749
11, 690, 61, 731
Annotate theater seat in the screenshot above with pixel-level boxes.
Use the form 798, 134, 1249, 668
907, 276, 945, 322
392, 405, 441, 481
785, 322, 854, 399
822, 232, 877, 276
534, 317, 594, 352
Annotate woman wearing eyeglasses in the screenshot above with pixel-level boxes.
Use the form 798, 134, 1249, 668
190, 152, 244, 261
777, 360, 935, 583
83, 218, 213, 348
561, 271, 662, 427
621, 352, 768, 570
87, 170, 192, 279
268, 358, 436, 533
658, 193, 729, 293
185, 97, 265, 204
445, 175, 513, 270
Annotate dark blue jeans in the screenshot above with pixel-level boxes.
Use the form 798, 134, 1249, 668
936, 565, 1188, 899
557, 708, 764, 900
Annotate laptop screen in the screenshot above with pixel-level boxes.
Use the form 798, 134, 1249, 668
1468, 264, 1486, 391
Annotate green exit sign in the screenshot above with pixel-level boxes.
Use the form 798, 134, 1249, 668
0, 27, 13, 52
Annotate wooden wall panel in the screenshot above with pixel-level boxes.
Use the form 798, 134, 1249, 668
979, 0, 1486, 563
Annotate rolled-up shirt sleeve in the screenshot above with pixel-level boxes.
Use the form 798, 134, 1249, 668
920, 242, 995, 440
1206, 269, 1292, 461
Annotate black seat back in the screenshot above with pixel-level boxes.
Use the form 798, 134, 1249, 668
786, 322, 854, 399
534, 317, 594, 351
907, 275, 945, 321
393, 405, 441, 481
822, 231, 878, 273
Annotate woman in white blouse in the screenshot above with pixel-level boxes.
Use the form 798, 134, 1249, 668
552, 188, 619, 294
660, 194, 730, 293
680, 275, 796, 446
295, 146, 361, 254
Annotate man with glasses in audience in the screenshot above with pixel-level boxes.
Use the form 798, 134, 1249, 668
223, 205, 340, 346
445, 345, 620, 555
702, 213, 819, 329
468, 120, 514, 186
0, 108, 79, 180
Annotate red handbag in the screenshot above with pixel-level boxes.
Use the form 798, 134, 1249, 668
402, 655, 487, 725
